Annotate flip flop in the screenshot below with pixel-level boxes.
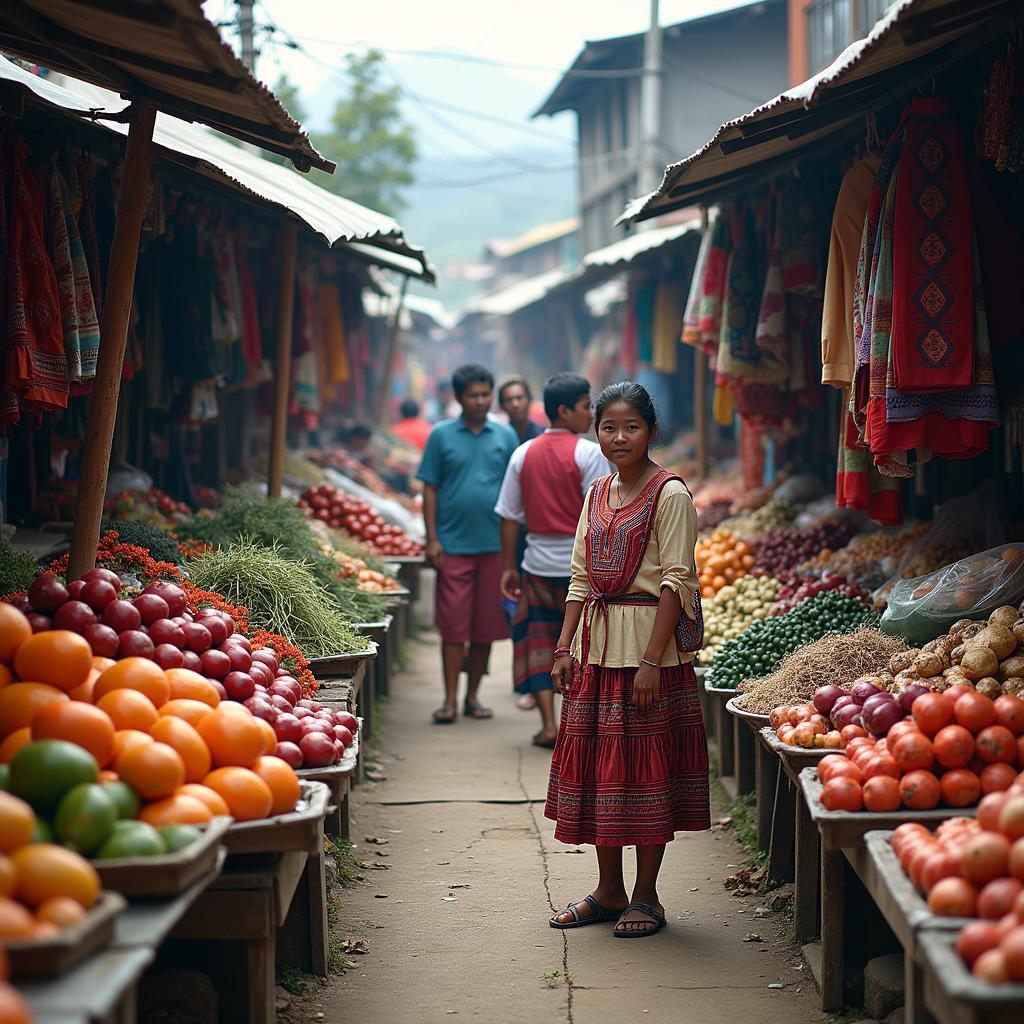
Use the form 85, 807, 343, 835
613, 901, 667, 939
549, 895, 622, 930
432, 706, 456, 724
462, 700, 493, 719
531, 732, 557, 750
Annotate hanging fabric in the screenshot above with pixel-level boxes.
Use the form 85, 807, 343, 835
697, 209, 731, 359
681, 213, 714, 349
634, 277, 655, 363
75, 153, 103, 320
651, 279, 681, 374
319, 281, 350, 384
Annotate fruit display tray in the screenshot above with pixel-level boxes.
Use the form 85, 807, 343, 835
94, 815, 232, 897
7, 891, 126, 978
725, 695, 770, 726
308, 643, 378, 680
223, 781, 330, 856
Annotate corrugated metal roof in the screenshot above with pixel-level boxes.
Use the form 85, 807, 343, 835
0, 60, 433, 281
486, 217, 579, 259
0, 0, 330, 171
534, 0, 785, 118
621, 0, 1017, 222
459, 267, 573, 319
582, 218, 700, 269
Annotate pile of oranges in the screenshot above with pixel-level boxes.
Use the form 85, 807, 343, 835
696, 529, 757, 599
0, 603, 300, 839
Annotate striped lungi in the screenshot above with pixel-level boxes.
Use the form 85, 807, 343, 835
512, 572, 569, 695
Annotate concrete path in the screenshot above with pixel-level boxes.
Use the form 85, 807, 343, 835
322, 629, 825, 1024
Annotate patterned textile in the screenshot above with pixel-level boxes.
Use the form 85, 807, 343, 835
582, 470, 703, 665
716, 200, 766, 381
3, 133, 68, 425
891, 98, 973, 392
697, 210, 731, 359
512, 573, 568, 695
681, 217, 714, 349
75, 154, 103, 320
544, 661, 710, 846
835, 403, 903, 525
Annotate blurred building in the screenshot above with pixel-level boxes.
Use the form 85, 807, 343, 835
788, 0, 898, 83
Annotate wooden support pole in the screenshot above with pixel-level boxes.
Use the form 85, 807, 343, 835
268, 222, 299, 499
374, 276, 410, 429
68, 99, 157, 580
694, 349, 708, 482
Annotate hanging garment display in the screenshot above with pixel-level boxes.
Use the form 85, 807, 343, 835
697, 210, 731, 359
320, 281, 350, 385
75, 154, 103, 320
681, 214, 714, 350
651, 279, 681, 374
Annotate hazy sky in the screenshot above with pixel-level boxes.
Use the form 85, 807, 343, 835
202, 0, 756, 149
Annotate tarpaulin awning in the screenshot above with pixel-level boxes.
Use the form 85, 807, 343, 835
621, 0, 1018, 222
0, 0, 330, 170
0, 59, 434, 281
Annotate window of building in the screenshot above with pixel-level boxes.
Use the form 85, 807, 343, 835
807, 0, 850, 73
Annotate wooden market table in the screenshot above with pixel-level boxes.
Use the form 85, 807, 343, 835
704, 679, 737, 796
798, 767, 975, 1012
725, 696, 764, 798
297, 721, 360, 839
312, 654, 372, 748
358, 615, 393, 698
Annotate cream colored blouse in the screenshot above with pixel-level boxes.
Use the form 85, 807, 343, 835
566, 478, 699, 668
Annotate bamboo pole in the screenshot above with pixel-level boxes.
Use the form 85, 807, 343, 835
374, 275, 410, 429
695, 350, 709, 482
267, 222, 299, 498
68, 99, 157, 580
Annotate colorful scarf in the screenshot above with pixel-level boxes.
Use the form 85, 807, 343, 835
681, 218, 714, 349
651, 280, 681, 374
698, 210, 731, 359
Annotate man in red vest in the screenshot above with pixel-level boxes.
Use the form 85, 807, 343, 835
495, 374, 610, 748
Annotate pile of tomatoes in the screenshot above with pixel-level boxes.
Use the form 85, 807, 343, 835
298, 485, 423, 558
818, 687, 1024, 814
892, 798, 1024, 983
695, 529, 756, 599
769, 571, 867, 616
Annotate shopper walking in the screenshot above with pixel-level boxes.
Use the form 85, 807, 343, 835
391, 398, 432, 451
417, 365, 518, 724
546, 381, 709, 938
495, 374, 609, 749
498, 377, 543, 445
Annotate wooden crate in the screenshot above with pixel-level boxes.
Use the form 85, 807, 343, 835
224, 782, 330, 856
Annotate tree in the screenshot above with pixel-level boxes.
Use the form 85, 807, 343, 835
311, 50, 417, 216
273, 73, 307, 126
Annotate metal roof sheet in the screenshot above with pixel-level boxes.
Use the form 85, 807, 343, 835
621, 0, 1017, 222
0, 0, 330, 170
459, 267, 574, 319
0, 59, 434, 281
582, 218, 700, 269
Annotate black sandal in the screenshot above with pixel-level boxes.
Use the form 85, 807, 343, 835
462, 700, 493, 719
532, 731, 557, 750
613, 902, 666, 939
432, 706, 457, 724
549, 895, 622, 929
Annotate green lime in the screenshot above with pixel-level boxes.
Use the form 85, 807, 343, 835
158, 824, 202, 853
95, 820, 166, 859
0, 764, 9, 791
54, 783, 117, 854
101, 780, 141, 821
9, 740, 98, 813
30, 817, 52, 843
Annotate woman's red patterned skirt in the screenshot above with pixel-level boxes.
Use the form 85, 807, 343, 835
544, 661, 710, 846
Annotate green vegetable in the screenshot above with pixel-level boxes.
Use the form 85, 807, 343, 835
708, 591, 878, 691
0, 537, 40, 596
187, 540, 368, 658
102, 519, 184, 565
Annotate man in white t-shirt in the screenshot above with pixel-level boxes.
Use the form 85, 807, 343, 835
495, 374, 611, 748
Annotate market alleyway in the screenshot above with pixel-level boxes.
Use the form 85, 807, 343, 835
311, 608, 825, 1024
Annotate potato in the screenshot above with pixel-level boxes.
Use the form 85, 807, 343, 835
1012, 621, 1024, 647
1003, 677, 1024, 696
989, 605, 1020, 629
1000, 655, 1024, 681
977, 677, 1003, 699
914, 652, 944, 678
950, 619, 975, 635
960, 646, 1000, 680
971, 624, 1016, 660
922, 639, 938, 654
951, 644, 966, 666
895, 668, 921, 688
961, 622, 987, 639
889, 650, 917, 675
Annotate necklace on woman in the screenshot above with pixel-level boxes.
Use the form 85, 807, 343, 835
612, 459, 652, 509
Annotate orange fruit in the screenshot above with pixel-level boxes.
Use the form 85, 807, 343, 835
0, 792, 34, 854
13, 630, 92, 691
0, 980, 32, 1024
198, 705, 265, 768
67, 670, 98, 703
111, 729, 154, 761
177, 783, 230, 817
0, 855, 15, 898
202, 767, 273, 822
139, 793, 213, 827
165, 669, 220, 707
0, 682, 68, 737
35, 895, 86, 928
0, 727, 31, 765
159, 699, 216, 729
0, 666, 13, 689
31, 701, 116, 767
254, 717, 277, 756
96, 688, 158, 732
149, 717, 211, 783
0, 898, 35, 939
0, 605, 32, 664
10, 844, 99, 909
31, 920, 60, 938
93, 658, 170, 707
250, 756, 300, 816
98, 768, 119, 783
91, 656, 116, 673
116, 742, 185, 800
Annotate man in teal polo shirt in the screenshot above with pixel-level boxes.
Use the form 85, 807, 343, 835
417, 364, 518, 725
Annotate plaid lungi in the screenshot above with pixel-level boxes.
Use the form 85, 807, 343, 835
512, 572, 569, 695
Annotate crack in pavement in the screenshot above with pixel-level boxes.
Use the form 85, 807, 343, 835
516, 746, 574, 1024
363, 797, 546, 806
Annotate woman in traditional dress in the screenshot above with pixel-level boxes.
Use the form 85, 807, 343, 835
546, 381, 709, 938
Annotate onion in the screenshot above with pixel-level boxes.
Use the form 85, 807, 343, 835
813, 685, 846, 715
898, 683, 929, 714
831, 703, 863, 730
862, 692, 897, 715
863, 699, 904, 737
852, 680, 883, 706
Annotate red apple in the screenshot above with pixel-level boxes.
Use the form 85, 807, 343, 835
223, 671, 255, 701
269, 694, 294, 714
274, 741, 303, 769
27, 613, 51, 633
333, 725, 353, 747
225, 635, 251, 654
293, 706, 313, 720
143, 581, 186, 617
196, 611, 228, 647
296, 699, 317, 710
82, 623, 119, 658
300, 732, 336, 767
181, 621, 212, 653
251, 649, 279, 674
224, 645, 252, 673
81, 568, 122, 592
53, 600, 98, 632
65, 580, 86, 601
134, 593, 170, 625
243, 697, 275, 722
270, 680, 300, 707
303, 720, 334, 737
28, 574, 69, 613
273, 714, 304, 744
118, 629, 155, 659
334, 711, 358, 734
154, 643, 186, 669
102, 599, 141, 632
180, 650, 203, 673
149, 618, 186, 647
79, 578, 117, 611
249, 661, 274, 688
209, 680, 227, 701
200, 649, 231, 680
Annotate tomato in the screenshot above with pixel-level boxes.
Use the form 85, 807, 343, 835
913, 692, 956, 736
863, 754, 900, 780
954, 691, 997, 734
976, 726, 1017, 765
980, 763, 1018, 795
893, 732, 935, 772
940, 768, 982, 808
892, 822, 930, 859
1003, 926, 1024, 982
921, 848, 964, 893
978, 791, 1012, 832
821, 776, 862, 812
899, 769, 941, 810
862, 775, 901, 813
1010, 838, 1024, 882
928, 876, 978, 917
956, 921, 1002, 967
962, 832, 1011, 884
978, 878, 1024, 921
994, 695, 1024, 736
933, 725, 975, 769
998, 795, 1024, 841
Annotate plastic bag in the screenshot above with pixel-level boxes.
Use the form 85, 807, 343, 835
880, 542, 1024, 645
774, 473, 827, 505
105, 464, 153, 498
